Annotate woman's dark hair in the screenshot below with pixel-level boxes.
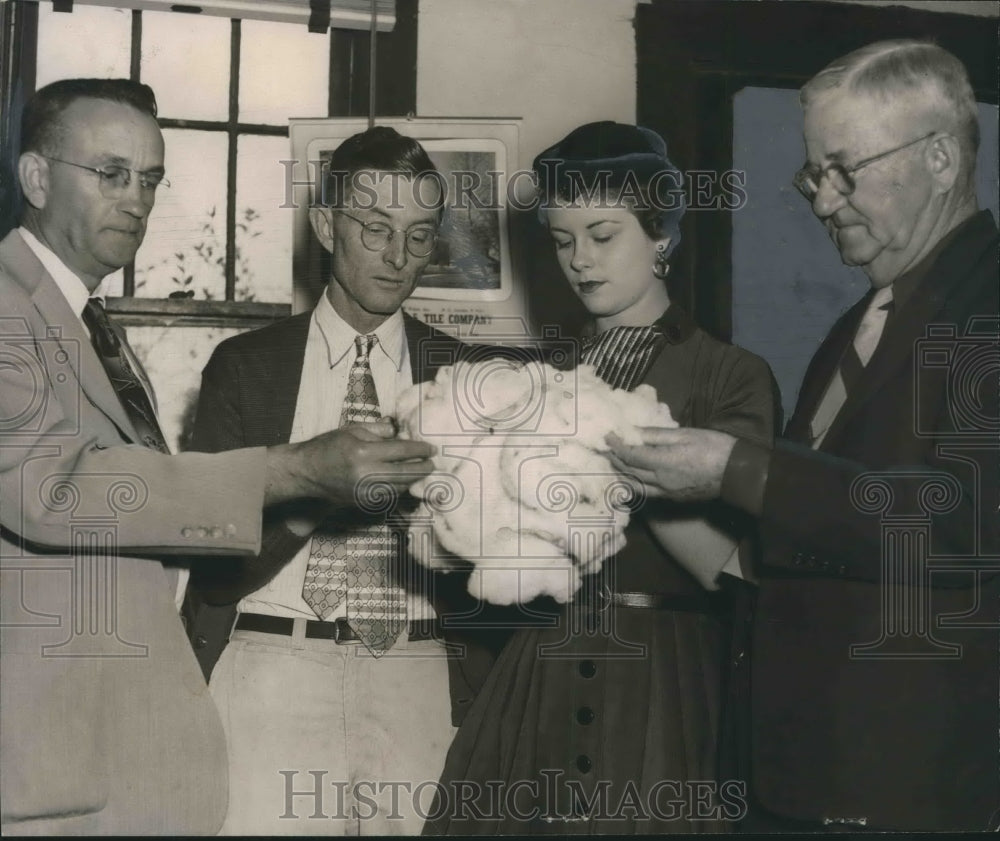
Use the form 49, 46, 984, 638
532, 121, 685, 255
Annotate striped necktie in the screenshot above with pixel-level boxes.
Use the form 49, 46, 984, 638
301, 334, 407, 654
580, 324, 665, 391
82, 298, 169, 453
810, 285, 894, 447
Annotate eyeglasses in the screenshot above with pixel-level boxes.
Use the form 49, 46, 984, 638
793, 131, 937, 201
44, 156, 170, 197
338, 210, 438, 258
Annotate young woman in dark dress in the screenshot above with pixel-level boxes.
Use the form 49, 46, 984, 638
424, 122, 777, 835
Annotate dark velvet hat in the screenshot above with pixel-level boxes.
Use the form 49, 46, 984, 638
534, 120, 671, 175
532, 121, 685, 242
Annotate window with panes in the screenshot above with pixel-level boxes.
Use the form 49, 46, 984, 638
5, 0, 414, 449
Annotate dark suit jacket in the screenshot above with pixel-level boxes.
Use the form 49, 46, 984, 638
182, 309, 508, 725
747, 211, 1000, 831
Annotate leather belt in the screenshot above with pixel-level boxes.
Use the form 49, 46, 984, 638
234, 613, 439, 643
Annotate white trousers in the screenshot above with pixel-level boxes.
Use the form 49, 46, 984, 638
210, 626, 457, 836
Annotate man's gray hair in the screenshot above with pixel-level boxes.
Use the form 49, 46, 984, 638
802, 40, 979, 188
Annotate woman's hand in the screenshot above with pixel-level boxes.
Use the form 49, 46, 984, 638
606, 427, 737, 502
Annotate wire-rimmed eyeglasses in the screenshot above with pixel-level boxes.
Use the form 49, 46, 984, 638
338, 210, 439, 258
793, 131, 937, 202
44, 156, 170, 197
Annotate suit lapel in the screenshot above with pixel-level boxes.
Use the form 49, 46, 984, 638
821, 287, 940, 448
820, 214, 998, 450
272, 334, 307, 445
244, 313, 311, 446
785, 299, 865, 444
238, 312, 443, 448
0, 231, 139, 442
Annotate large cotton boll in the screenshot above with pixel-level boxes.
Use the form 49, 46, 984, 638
397, 360, 676, 605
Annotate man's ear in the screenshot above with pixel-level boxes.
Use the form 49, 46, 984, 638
309, 206, 335, 255
925, 133, 962, 194
18, 152, 50, 211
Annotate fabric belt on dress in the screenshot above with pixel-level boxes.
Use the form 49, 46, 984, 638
579, 590, 726, 614
234, 612, 439, 643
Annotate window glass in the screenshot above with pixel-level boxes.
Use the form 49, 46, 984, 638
33, 5, 335, 309
35, 4, 131, 87
235, 135, 293, 303
134, 129, 228, 300
239, 19, 329, 125
126, 324, 245, 452
141, 10, 230, 121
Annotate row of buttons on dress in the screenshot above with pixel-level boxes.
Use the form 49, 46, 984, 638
575, 659, 597, 774
536, 657, 600, 825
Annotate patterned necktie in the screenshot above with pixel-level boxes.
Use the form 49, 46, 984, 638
82, 298, 169, 453
301, 334, 407, 654
580, 324, 665, 391
810, 285, 894, 447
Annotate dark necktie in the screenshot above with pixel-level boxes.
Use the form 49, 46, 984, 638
301, 334, 407, 654
82, 298, 169, 453
810, 285, 894, 447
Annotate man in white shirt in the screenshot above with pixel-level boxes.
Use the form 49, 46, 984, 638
0, 80, 436, 835
183, 127, 492, 835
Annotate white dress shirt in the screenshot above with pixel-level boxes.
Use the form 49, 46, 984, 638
19, 226, 93, 324
239, 293, 433, 621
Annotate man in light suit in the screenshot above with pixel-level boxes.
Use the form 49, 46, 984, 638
0, 78, 436, 835
610, 41, 999, 832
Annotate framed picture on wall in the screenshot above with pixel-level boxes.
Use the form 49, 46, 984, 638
288, 117, 521, 318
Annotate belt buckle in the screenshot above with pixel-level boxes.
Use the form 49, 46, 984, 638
332, 616, 363, 644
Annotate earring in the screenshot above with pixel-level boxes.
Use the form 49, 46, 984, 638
652, 242, 670, 280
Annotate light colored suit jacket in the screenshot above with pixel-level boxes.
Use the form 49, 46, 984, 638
0, 229, 267, 834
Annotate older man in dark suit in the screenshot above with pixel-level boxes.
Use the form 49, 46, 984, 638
610, 40, 999, 832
